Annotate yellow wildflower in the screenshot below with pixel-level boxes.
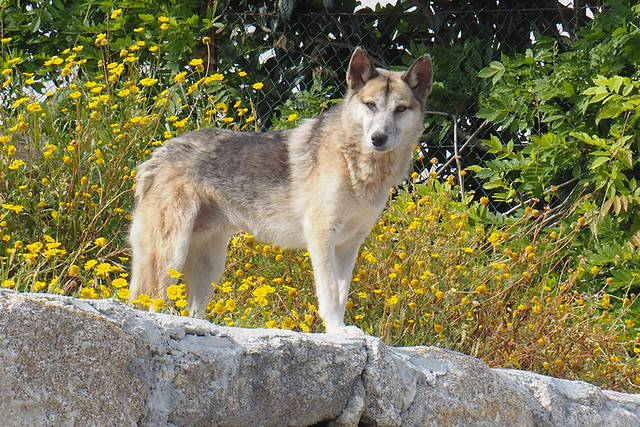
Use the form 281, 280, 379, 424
139, 78, 158, 87
282, 317, 296, 330
266, 320, 278, 328
95, 262, 114, 278
2, 203, 24, 213
137, 294, 153, 307
189, 58, 204, 72
95, 33, 108, 46
167, 284, 185, 300
213, 302, 225, 314
253, 285, 276, 297
112, 278, 128, 288
487, 232, 500, 245
225, 299, 236, 312
26, 102, 42, 113
175, 71, 187, 83
12, 97, 30, 108
117, 288, 131, 300
81, 288, 99, 299
8, 159, 24, 170
168, 269, 183, 279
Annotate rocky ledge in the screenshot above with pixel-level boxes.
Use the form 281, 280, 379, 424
1, 289, 639, 426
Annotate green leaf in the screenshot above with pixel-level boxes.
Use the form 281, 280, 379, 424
570, 132, 609, 149
622, 83, 634, 96
590, 156, 609, 170
477, 68, 496, 78
611, 75, 624, 94
483, 135, 505, 153
583, 85, 609, 104
541, 114, 565, 123
138, 14, 155, 23
525, 49, 534, 64
505, 139, 514, 155
489, 60, 506, 71
478, 61, 506, 83
30, 15, 41, 33
597, 103, 624, 120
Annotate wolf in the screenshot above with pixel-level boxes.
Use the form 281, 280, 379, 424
129, 47, 433, 334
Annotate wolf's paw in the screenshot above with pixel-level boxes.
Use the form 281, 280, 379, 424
343, 325, 366, 336
327, 325, 366, 336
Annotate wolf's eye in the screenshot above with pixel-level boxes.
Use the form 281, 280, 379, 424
395, 106, 408, 113
365, 101, 377, 111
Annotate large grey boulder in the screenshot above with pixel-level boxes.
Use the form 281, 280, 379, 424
1, 289, 639, 426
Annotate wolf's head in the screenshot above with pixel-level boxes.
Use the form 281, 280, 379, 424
345, 47, 432, 154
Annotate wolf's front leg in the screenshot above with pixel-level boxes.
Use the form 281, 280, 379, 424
334, 235, 368, 335
305, 227, 343, 332
305, 226, 365, 335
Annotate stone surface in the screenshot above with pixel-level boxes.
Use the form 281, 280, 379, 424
1, 288, 639, 426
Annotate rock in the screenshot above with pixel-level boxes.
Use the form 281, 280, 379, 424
1, 289, 639, 426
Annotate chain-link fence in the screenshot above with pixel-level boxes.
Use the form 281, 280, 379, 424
207, 4, 594, 202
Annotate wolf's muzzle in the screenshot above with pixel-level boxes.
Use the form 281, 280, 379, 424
371, 131, 388, 150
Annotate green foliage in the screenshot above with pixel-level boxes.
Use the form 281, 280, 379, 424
270, 74, 339, 129
472, 1, 640, 298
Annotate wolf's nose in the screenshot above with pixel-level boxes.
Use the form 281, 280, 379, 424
371, 132, 388, 148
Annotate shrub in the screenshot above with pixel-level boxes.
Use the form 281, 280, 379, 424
471, 2, 640, 301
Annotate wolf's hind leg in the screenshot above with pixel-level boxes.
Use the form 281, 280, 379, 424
129, 193, 198, 302
182, 229, 230, 316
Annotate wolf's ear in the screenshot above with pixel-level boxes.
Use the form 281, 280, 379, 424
402, 54, 433, 102
347, 47, 378, 91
